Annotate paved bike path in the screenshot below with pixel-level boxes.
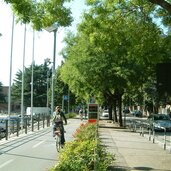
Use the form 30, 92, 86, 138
99, 120, 171, 171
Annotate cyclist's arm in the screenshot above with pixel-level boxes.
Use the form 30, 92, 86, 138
61, 112, 67, 124
52, 114, 56, 124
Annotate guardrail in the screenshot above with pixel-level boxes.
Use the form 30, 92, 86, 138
0, 114, 51, 141
127, 119, 171, 152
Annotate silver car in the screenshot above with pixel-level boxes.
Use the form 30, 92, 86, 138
100, 109, 109, 119
147, 114, 171, 131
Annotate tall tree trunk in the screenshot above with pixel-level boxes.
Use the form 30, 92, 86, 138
106, 95, 114, 120
118, 94, 123, 127
113, 99, 118, 123
109, 101, 113, 120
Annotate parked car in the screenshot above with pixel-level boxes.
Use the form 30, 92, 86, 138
131, 110, 142, 117
123, 108, 130, 114
0, 117, 7, 131
0, 116, 21, 133
147, 114, 171, 131
0, 127, 6, 138
101, 109, 109, 119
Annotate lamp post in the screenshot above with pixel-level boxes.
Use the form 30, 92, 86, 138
44, 58, 52, 111
46, 72, 49, 108
46, 69, 51, 108
21, 24, 27, 131
31, 30, 35, 131
45, 23, 58, 115
8, 14, 15, 139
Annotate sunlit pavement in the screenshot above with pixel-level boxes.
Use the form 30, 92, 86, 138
99, 120, 171, 171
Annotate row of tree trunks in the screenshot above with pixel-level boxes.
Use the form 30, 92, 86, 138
106, 92, 123, 127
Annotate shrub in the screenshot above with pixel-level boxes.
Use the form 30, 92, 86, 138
73, 122, 96, 141
49, 122, 114, 171
65, 113, 77, 119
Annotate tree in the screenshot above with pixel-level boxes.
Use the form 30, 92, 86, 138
54, 66, 77, 113
0, 82, 5, 103
4, 0, 73, 30
12, 62, 51, 108
60, 0, 170, 126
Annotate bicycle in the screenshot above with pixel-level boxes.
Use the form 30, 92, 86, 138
80, 113, 83, 121
54, 127, 62, 152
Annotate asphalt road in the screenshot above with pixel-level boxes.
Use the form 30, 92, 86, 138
0, 118, 82, 171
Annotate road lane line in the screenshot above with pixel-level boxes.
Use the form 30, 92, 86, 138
0, 159, 14, 169
32, 140, 45, 148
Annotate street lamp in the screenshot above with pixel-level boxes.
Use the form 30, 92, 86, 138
21, 24, 27, 131
8, 14, 15, 139
46, 68, 51, 108
31, 29, 35, 131
45, 23, 58, 115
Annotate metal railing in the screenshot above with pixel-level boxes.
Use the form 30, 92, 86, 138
0, 114, 51, 141
128, 119, 171, 152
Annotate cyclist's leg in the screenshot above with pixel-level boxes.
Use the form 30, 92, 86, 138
53, 124, 56, 137
55, 128, 61, 152
80, 114, 83, 120
60, 125, 65, 145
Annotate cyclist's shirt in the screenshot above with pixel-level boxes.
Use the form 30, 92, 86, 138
53, 111, 67, 125
53, 113, 62, 124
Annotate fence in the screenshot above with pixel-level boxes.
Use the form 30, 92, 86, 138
0, 114, 51, 141
128, 119, 171, 152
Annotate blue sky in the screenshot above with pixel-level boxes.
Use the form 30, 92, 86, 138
0, 1, 87, 86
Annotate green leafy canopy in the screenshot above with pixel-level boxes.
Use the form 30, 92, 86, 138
4, 0, 73, 30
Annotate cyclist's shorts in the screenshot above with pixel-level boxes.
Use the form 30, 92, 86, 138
54, 122, 63, 127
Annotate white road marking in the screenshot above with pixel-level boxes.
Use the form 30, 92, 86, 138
32, 140, 45, 148
0, 159, 14, 169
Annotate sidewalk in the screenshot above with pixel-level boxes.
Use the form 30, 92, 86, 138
98, 120, 171, 171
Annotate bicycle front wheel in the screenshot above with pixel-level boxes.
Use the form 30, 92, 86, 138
56, 135, 61, 152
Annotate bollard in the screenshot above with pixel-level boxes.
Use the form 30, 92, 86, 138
17, 119, 19, 137
163, 128, 166, 150
43, 114, 45, 128
47, 115, 50, 127
32, 117, 34, 132
140, 126, 142, 136
149, 128, 151, 141
46, 115, 48, 127
140, 123, 144, 137
134, 123, 136, 132
142, 126, 144, 137
131, 121, 134, 131
5, 119, 8, 140
25, 119, 27, 134
152, 128, 155, 143
38, 114, 40, 130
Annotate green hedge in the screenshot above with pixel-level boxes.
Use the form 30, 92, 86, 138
65, 113, 77, 119
49, 122, 114, 171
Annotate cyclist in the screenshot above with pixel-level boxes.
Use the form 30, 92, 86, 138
79, 108, 83, 121
52, 106, 67, 146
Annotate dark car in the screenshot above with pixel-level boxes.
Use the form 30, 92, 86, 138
131, 110, 142, 117
147, 114, 171, 131
123, 108, 130, 114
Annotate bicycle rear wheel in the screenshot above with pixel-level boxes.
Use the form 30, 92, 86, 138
56, 135, 61, 152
